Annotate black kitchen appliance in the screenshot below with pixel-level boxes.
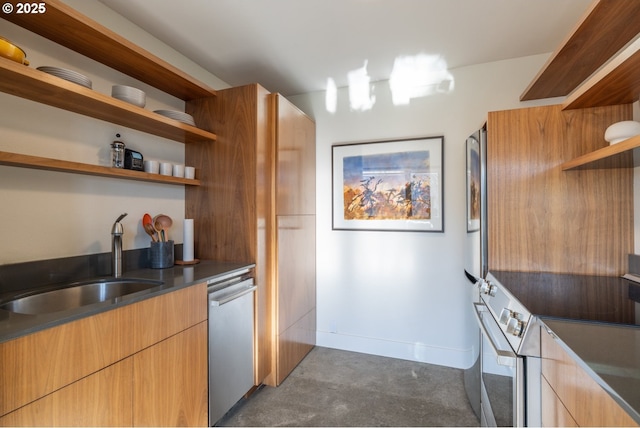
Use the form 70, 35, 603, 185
124, 148, 144, 171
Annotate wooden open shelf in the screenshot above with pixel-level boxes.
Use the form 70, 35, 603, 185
0, 58, 217, 145
1, 0, 217, 101
561, 134, 640, 170
0, 151, 201, 186
521, 0, 640, 102
562, 34, 640, 110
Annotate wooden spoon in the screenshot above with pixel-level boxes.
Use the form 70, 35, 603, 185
142, 213, 157, 241
153, 214, 173, 242
144, 222, 158, 242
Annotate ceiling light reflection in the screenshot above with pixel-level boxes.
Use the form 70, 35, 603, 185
347, 60, 375, 112
324, 53, 454, 113
389, 54, 454, 105
326, 77, 337, 114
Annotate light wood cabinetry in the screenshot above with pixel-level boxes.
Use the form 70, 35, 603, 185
0, 356, 133, 427
541, 376, 578, 427
133, 322, 208, 427
0, 300, 134, 416
541, 328, 638, 427
487, 104, 633, 276
0, 283, 207, 427
185, 86, 316, 387
271, 94, 316, 386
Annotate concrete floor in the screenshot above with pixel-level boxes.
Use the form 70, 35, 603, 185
218, 346, 480, 427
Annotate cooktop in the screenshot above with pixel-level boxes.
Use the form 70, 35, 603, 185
488, 270, 640, 327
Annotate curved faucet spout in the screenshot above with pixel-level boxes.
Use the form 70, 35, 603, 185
112, 213, 128, 278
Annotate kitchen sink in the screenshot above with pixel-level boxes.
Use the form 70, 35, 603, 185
0, 278, 164, 315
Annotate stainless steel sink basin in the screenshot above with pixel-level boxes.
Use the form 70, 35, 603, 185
0, 278, 163, 315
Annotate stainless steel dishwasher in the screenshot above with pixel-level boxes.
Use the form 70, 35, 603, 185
207, 270, 257, 426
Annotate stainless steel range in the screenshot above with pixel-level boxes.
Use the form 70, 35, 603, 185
466, 270, 540, 427
466, 268, 640, 427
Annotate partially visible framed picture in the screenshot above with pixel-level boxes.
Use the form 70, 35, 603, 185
466, 135, 480, 232
332, 136, 444, 232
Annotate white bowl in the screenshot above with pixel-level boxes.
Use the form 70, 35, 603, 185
112, 85, 146, 108
604, 120, 640, 145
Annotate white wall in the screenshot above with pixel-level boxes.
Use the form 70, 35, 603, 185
0, 0, 228, 264
289, 55, 559, 369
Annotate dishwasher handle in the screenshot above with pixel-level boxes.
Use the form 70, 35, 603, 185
209, 284, 257, 307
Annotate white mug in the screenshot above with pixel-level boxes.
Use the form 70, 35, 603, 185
185, 166, 196, 179
160, 162, 172, 176
173, 164, 185, 178
144, 160, 159, 174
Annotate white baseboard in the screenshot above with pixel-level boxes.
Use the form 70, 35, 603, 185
316, 330, 474, 369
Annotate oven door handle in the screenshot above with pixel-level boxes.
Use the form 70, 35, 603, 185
473, 302, 516, 367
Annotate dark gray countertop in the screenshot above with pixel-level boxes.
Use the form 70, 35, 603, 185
0, 260, 254, 344
541, 317, 640, 425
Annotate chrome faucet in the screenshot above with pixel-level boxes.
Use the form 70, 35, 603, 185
111, 213, 128, 278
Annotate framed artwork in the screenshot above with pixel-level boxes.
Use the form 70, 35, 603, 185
466, 135, 480, 232
332, 136, 444, 232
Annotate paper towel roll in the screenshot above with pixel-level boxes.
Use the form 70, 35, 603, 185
183, 219, 194, 262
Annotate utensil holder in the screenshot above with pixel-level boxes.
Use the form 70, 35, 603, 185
150, 240, 174, 269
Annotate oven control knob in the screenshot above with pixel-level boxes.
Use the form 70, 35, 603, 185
478, 280, 496, 297
499, 308, 513, 325
506, 317, 525, 337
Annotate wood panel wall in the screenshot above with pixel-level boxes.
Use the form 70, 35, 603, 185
487, 104, 633, 275
186, 84, 273, 385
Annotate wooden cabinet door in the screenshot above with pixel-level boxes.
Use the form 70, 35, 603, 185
275, 215, 316, 385
541, 375, 577, 427
274, 93, 316, 216
133, 322, 208, 427
0, 358, 133, 427
270, 94, 316, 386
0, 302, 134, 416
541, 329, 638, 427
132, 282, 207, 350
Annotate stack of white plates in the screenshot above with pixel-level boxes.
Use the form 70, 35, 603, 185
112, 85, 146, 108
153, 110, 196, 126
37, 66, 92, 89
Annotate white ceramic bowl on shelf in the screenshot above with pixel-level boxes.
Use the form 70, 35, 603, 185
604, 120, 640, 145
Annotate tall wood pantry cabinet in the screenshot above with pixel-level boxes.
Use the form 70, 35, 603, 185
186, 84, 316, 387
